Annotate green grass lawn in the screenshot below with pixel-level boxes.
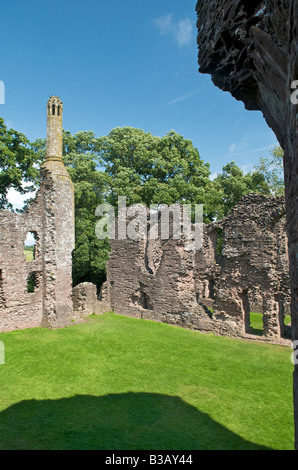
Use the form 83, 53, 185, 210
23, 246, 34, 262
250, 312, 291, 336
0, 313, 294, 450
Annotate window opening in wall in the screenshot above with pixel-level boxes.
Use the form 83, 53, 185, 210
0, 269, 5, 307
196, 291, 213, 318
24, 232, 37, 262
208, 279, 215, 300
139, 283, 153, 310
215, 228, 223, 262
278, 297, 292, 339
27, 273, 38, 293
248, 312, 264, 336
241, 290, 264, 336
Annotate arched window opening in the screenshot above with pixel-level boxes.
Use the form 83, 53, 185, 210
52, 104, 55, 115
24, 232, 37, 262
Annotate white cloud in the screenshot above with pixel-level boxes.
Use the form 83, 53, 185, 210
154, 14, 193, 47
167, 89, 199, 106
229, 143, 237, 154
229, 139, 248, 155
210, 172, 218, 181
228, 144, 275, 159
7, 183, 37, 210
24, 232, 35, 246
154, 14, 173, 35
240, 164, 254, 175
176, 18, 193, 47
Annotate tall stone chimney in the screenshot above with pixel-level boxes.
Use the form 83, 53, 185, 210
40, 96, 75, 327
46, 96, 63, 161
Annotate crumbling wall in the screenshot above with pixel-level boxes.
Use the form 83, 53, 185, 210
0, 167, 75, 331
211, 194, 290, 340
104, 195, 290, 343
105, 205, 208, 328
0, 200, 43, 331
0, 96, 75, 332
195, 0, 298, 446
39, 160, 75, 328
72, 282, 109, 316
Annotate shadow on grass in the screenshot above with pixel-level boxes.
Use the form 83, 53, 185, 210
0, 392, 271, 450
247, 326, 263, 337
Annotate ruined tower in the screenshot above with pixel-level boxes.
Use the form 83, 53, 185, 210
0, 96, 75, 331
40, 96, 75, 327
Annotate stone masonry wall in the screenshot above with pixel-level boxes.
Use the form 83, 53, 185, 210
0, 197, 43, 331
195, 0, 298, 446
0, 96, 75, 332
103, 194, 290, 344
0, 161, 75, 332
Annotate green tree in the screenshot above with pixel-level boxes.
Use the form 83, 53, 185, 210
31, 130, 109, 290
254, 145, 285, 197
64, 150, 110, 288
213, 162, 271, 217
62, 127, 223, 286
99, 127, 219, 220
0, 118, 41, 209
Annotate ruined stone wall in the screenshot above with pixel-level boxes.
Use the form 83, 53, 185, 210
210, 194, 290, 340
0, 96, 75, 332
105, 205, 203, 328
0, 198, 43, 331
104, 195, 290, 343
0, 163, 75, 332
40, 160, 75, 328
195, 0, 298, 446
72, 282, 110, 316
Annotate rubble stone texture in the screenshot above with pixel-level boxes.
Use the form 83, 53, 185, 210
195, 0, 298, 447
72, 282, 110, 316
103, 194, 291, 343
0, 96, 75, 331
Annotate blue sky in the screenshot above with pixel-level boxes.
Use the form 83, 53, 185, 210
1, 0, 278, 186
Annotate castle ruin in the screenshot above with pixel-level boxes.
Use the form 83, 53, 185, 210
195, 0, 298, 447
0, 97, 75, 331
103, 194, 291, 343
0, 96, 292, 346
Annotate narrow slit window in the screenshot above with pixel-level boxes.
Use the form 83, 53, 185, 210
27, 273, 38, 293
215, 228, 223, 262
278, 298, 292, 339
24, 232, 37, 262
208, 279, 215, 299
0, 269, 5, 307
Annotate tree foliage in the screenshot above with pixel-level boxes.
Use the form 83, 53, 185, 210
100, 127, 212, 207
0, 118, 41, 209
63, 147, 110, 288
213, 161, 271, 217
0, 118, 281, 289
29, 130, 109, 289
254, 145, 285, 197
